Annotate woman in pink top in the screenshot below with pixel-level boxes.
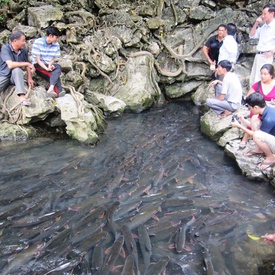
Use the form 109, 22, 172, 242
240, 64, 275, 151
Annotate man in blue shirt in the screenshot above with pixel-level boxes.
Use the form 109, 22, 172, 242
232, 92, 275, 170
0, 30, 35, 106
32, 26, 65, 98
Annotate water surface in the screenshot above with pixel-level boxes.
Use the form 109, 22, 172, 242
0, 102, 274, 274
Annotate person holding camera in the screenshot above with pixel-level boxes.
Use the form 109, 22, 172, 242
231, 92, 275, 170
239, 64, 275, 149
206, 60, 243, 118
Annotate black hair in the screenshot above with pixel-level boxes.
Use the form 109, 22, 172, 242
10, 30, 25, 42
218, 60, 232, 72
46, 26, 61, 37
245, 92, 266, 108
217, 24, 226, 30
260, 64, 275, 78
263, 4, 275, 14
226, 23, 237, 36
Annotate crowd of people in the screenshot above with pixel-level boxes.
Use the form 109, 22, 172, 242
202, 3, 275, 243
203, 4, 275, 172
0, 26, 64, 107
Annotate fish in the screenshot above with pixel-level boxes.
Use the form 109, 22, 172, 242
92, 244, 104, 273
175, 216, 196, 253
121, 224, 140, 275
138, 224, 152, 274
146, 255, 170, 275
102, 235, 124, 275
121, 255, 136, 275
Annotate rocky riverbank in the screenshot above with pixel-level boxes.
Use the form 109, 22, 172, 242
0, 0, 274, 183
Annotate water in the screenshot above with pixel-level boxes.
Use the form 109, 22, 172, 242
0, 102, 274, 274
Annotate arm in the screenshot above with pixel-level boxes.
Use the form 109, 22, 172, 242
249, 16, 262, 37
244, 87, 256, 100
231, 120, 254, 136
202, 45, 214, 65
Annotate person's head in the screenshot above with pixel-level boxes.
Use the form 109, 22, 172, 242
10, 30, 26, 50
46, 26, 61, 44
217, 24, 226, 38
216, 60, 232, 75
245, 92, 266, 114
262, 4, 275, 24
260, 64, 275, 83
225, 23, 237, 36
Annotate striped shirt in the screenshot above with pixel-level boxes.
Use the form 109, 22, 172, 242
31, 37, 60, 64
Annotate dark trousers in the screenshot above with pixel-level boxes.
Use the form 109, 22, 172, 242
34, 63, 62, 94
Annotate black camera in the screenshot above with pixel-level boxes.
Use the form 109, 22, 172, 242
231, 115, 240, 123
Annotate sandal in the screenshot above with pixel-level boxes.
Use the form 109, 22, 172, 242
243, 149, 263, 157
257, 161, 275, 170
20, 100, 31, 106
238, 142, 247, 150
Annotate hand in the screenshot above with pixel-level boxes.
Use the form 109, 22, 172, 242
271, 98, 275, 105
256, 16, 263, 24
28, 77, 34, 88
231, 119, 240, 128
238, 115, 245, 123
263, 51, 273, 58
28, 63, 35, 73
47, 64, 55, 71
209, 80, 219, 87
261, 234, 275, 243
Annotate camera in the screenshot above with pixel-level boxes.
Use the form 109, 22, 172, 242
231, 115, 240, 124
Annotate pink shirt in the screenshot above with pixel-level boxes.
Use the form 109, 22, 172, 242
251, 81, 275, 101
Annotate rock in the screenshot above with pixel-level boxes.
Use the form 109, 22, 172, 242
0, 122, 37, 141
28, 5, 63, 30
55, 94, 99, 144
84, 91, 126, 116
114, 52, 162, 113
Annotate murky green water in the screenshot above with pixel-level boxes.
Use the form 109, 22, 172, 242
0, 102, 274, 274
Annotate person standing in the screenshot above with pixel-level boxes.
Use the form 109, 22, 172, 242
249, 4, 275, 86
214, 23, 238, 98
0, 30, 35, 106
217, 23, 239, 67
31, 26, 65, 98
206, 60, 243, 118
202, 24, 226, 70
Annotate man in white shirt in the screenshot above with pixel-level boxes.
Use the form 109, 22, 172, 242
218, 23, 238, 66
215, 23, 238, 98
249, 4, 275, 86
206, 60, 243, 118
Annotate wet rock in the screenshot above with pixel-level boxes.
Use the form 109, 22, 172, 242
85, 91, 126, 116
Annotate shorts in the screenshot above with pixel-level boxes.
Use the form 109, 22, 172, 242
254, 130, 275, 154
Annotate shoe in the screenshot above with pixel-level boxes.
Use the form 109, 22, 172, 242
47, 90, 57, 98
243, 149, 263, 157
20, 100, 31, 106
257, 161, 275, 170
58, 91, 66, 97
238, 142, 247, 150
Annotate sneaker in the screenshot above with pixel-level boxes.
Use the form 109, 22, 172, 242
58, 91, 66, 97
47, 90, 57, 98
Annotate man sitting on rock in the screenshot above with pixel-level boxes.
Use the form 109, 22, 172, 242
206, 60, 243, 118
31, 26, 65, 98
231, 92, 275, 170
0, 30, 35, 106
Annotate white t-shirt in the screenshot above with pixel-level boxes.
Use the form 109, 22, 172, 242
221, 72, 243, 109
218, 35, 238, 65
